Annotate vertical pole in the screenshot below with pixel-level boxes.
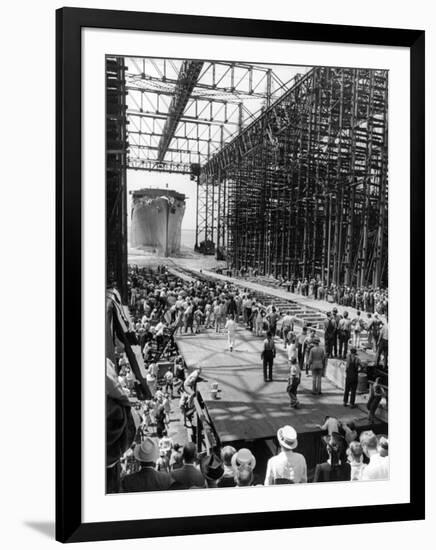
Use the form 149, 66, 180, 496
195, 176, 199, 249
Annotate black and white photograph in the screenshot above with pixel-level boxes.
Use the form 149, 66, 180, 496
0, 1, 430, 547
106, 57, 390, 494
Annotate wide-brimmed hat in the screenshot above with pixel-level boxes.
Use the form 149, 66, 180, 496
277, 425, 298, 450
200, 454, 224, 480
133, 437, 159, 463
231, 448, 257, 471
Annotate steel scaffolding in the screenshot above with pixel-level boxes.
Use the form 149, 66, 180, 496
106, 57, 129, 301
201, 67, 389, 287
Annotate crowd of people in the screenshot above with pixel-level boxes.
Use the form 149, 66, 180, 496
118, 423, 389, 492
322, 307, 388, 368
106, 264, 389, 494
229, 266, 388, 316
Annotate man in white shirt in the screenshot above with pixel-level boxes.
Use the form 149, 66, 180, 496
281, 311, 295, 347
225, 314, 237, 351
360, 430, 389, 480
264, 426, 307, 484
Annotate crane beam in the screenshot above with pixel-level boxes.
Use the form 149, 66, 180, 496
157, 60, 204, 161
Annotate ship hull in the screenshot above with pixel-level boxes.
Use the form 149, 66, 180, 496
130, 192, 186, 256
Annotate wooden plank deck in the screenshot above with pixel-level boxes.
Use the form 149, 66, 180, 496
176, 325, 380, 443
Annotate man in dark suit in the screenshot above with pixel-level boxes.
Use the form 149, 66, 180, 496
307, 338, 326, 395
343, 347, 361, 408
170, 442, 206, 489
324, 312, 335, 358
121, 438, 175, 492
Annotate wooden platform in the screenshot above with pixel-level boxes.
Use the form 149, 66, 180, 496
175, 325, 382, 444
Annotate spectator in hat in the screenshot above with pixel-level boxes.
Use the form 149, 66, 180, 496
217, 446, 237, 488
200, 453, 225, 488
121, 438, 175, 492
231, 448, 257, 473
343, 347, 361, 408
265, 426, 307, 485
313, 433, 351, 483
360, 430, 389, 480
170, 442, 206, 489
307, 338, 326, 395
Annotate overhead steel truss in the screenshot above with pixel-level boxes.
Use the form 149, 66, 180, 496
124, 57, 291, 172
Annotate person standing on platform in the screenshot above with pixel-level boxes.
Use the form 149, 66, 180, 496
303, 328, 317, 375
338, 311, 352, 359
307, 337, 326, 395
287, 334, 298, 365
297, 326, 308, 369
365, 313, 374, 350
367, 377, 386, 423
324, 312, 336, 358
343, 347, 361, 408
261, 331, 276, 382
225, 314, 237, 352
331, 307, 341, 357
213, 300, 221, 333
281, 310, 295, 347
351, 310, 364, 348
376, 322, 389, 369
267, 306, 279, 337
286, 358, 301, 408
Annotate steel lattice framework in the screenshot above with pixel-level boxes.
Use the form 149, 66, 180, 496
106, 57, 388, 289
202, 67, 389, 287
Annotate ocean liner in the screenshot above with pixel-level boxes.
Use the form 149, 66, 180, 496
130, 188, 186, 256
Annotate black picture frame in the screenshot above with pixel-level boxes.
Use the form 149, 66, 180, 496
56, 7, 425, 543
